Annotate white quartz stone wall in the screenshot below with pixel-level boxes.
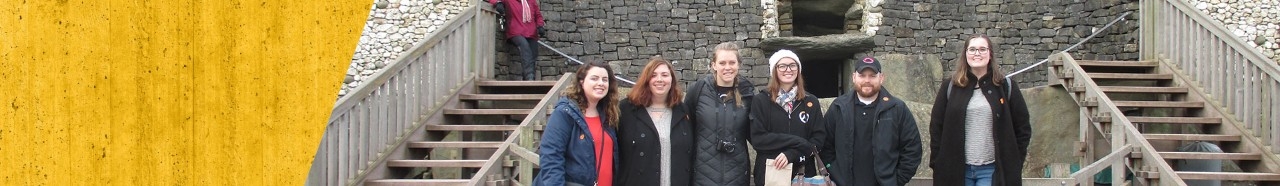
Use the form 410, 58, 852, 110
340, 0, 470, 97
1184, 0, 1280, 63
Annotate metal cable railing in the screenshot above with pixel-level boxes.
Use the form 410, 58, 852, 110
1006, 11, 1133, 78
537, 40, 638, 85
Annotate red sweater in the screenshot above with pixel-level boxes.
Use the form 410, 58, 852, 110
585, 116, 613, 186
489, 0, 544, 39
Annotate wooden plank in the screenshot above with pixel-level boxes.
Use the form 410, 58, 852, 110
366, 179, 470, 186
1128, 116, 1221, 124
443, 108, 532, 115
407, 142, 504, 149
458, 94, 544, 101
1081, 101, 1204, 108
386, 160, 488, 168
509, 145, 541, 166
425, 125, 518, 131
1157, 152, 1260, 160
1111, 101, 1203, 108
905, 178, 1075, 186
1072, 144, 1132, 183
1071, 86, 1189, 93
476, 80, 557, 87
1074, 60, 1160, 67
1176, 171, 1280, 181
1088, 73, 1174, 80
1143, 134, 1240, 141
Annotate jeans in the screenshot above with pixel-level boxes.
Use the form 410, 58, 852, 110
509, 36, 538, 80
965, 163, 995, 186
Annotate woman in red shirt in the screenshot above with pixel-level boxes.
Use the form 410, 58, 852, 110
535, 61, 621, 186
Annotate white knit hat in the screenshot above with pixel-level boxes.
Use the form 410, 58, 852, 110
768, 49, 801, 73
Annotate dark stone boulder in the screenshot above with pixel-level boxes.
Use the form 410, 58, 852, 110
759, 34, 876, 61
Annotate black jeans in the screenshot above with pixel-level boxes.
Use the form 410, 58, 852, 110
509, 36, 538, 80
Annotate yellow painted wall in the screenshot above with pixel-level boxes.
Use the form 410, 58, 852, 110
0, 0, 369, 185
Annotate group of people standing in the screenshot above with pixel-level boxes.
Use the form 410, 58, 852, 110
531, 35, 1031, 186
490, 1, 1032, 185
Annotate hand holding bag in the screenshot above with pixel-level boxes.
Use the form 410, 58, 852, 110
764, 159, 795, 186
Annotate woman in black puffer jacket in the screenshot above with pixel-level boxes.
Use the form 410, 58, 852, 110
685, 42, 754, 186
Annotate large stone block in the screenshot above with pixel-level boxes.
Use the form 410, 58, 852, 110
759, 34, 877, 61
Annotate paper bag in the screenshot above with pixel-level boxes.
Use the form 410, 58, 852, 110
764, 159, 794, 186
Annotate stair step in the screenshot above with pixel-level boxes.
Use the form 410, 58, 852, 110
444, 109, 532, 115
387, 160, 487, 168
1083, 101, 1204, 108
1112, 101, 1203, 108
1143, 134, 1239, 141
1176, 171, 1280, 181
1095, 116, 1223, 123
425, 125, 518, 131
1129, 116, 1221, 124
1071, 86, 1188, 94
477, 81, 556, 87
1158, 152, 1260, 160
1073, 60, 1160, 68
366, 179, 470, 186
1087, 73, 1173, 80
459, 94, 544, 101
408, 141, 505, 149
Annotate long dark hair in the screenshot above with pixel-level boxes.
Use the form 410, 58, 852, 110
561, 61, 621, 127
952, 34, 1006, 88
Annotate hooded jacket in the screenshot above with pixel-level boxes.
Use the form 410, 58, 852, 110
928, 73, 1032, 186
821, 88, 922, 186
684, 75, 754, 186
615, 98, 695, 186
749, 90, 826, 185
535, 97, 619, 186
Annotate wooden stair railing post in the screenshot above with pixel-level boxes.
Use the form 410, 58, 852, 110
307, 1, 499, 185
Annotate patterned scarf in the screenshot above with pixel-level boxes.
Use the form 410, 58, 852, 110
775, 86, 797, 113
520, 0, 532, 23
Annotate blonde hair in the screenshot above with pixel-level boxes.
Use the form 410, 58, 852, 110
710, 42, 744, 107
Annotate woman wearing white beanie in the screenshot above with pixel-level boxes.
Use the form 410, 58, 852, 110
748, 49, 827, 186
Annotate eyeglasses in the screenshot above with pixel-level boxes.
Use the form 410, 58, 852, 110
967, 47, 989, 54
776, 63, 799, 71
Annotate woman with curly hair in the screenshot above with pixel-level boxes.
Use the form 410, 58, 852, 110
535, 61, 622, 186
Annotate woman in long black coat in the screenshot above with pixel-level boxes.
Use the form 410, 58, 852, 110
929, 35, 1032, 186
616, 56, 695, 186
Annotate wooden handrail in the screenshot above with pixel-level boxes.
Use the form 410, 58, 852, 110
1141, 0, 1280, 155
1050, 52, 1188, 185
305, 1, 498, 185
469, 73, 573, 186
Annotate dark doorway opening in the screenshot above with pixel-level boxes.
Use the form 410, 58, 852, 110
803, 60, 842, 98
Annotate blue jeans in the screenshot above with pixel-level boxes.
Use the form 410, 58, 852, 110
508, 36, 538, 80
965, 163, 995, 186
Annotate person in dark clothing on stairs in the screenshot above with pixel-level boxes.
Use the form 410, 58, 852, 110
821, 57, 922, 186
749, 49, 826, 186
489, 0, 545, 80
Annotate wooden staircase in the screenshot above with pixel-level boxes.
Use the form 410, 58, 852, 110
365, 80, 555, 186
1052, 56, 1280, 184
